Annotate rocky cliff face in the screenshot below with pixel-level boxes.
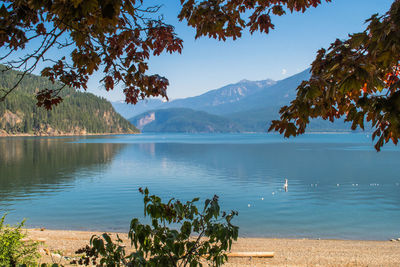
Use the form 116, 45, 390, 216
0, 108, 136, 136
0, 110, 22, 126
135, 112, 156, 130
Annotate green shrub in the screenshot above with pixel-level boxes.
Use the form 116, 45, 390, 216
75, 188, 239, 266
0, 214, 39, 267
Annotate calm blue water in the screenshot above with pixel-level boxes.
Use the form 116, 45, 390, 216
1, 133, 400, 240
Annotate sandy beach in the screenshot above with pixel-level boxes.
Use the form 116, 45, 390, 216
26, 228, 400, 266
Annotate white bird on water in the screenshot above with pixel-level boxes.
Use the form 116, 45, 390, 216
284, 178, 288, 192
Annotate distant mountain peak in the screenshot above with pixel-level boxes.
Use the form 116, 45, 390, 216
113, 71, 298, 119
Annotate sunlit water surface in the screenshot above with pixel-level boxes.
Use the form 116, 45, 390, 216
1, 133, 399, 240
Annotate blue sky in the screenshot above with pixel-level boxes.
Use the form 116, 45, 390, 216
17, 0, 395, 101
95, 0, 392, 101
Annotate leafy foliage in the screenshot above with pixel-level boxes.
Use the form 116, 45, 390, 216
0, 0, 328, 108
179, 0, 330, 40
0, 214, 39, 267
269, 0, 400, 151
4, 0, 396, 150
0, 67, 138, 134
75, 188, 239, 267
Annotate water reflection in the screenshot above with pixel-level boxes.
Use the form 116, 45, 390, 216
1, 134, 400, 240
0, 137, 125, 202
134, 142, 400, 187
121, 140, 400, 239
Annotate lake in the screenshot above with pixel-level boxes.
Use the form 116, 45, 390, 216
1, 133, 400, 240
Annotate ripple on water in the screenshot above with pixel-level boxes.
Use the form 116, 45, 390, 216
1, 133, 400, 240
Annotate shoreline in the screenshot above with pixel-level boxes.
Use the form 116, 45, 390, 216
0, 132, 139, 137
26, 228, 400, 266
0, 131, 369, 137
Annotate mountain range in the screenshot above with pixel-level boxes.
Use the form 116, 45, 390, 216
113, 69, 355, 133
0, 66, 355, 136
112, 78, 276, 118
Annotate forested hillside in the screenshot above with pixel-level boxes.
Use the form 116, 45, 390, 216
0, 68, 138, 135
130, 108, 243, 133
